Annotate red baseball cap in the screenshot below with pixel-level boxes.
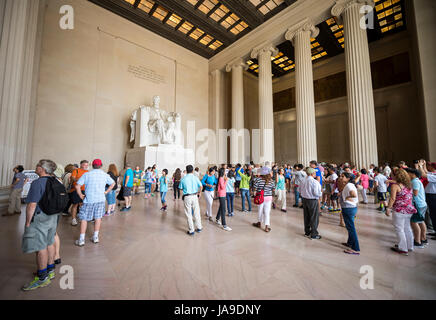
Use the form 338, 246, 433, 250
92, 159, 102, 166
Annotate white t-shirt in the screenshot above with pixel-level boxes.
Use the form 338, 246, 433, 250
341, 183, 358, 207
374, 174, 388, 193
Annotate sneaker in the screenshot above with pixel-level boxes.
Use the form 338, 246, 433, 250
321, 204, 326, 210
223, 225, 232, 231
71, 218, 78, 226
304, 233, 311, 238
311, 235, 322, 240
91, 236, 99, 244
120, 207, 128, 212
75, 239, 85, 247
54, 258, 61, 265
22, 276, 51, 291
215, 219, 222, 226
195, 228, 202, 233
391, 247, 408, 255
422, 239, 428, 246
293, 204, 299, 208
187, 231, 195, 236
104, 212, 109, 217
281, 209, 287, 213
414, 241, 425, 249
48, 270, 55, 280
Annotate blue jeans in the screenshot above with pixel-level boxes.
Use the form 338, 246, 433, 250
160, 192, 166, 204
342, 207, 360, 252
226, 192, 234, 214
144, 183, 152, 194
241, 189, 251, 211
294, 189, 301, 206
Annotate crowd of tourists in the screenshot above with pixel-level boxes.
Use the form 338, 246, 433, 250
4, 157, 436, 291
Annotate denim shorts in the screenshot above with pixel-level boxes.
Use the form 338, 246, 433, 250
105, 190, 116, 205
411, 206, 426, 223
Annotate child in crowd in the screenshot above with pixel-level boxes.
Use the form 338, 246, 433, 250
143, 167, 153, 199
374, 167, 388, 212
133, 166, 143, 195
159, 169, 168, 211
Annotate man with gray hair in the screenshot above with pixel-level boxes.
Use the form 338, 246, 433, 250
299, 167, 322, 240
21, 159, 59, 291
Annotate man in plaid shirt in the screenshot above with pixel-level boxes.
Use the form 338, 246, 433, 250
74, 159, 115, 246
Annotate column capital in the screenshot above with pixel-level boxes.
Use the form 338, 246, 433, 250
250, 42, 278, 60
225, 57, 248, 72
285, 18, 319, 44
331, 0, 374, 18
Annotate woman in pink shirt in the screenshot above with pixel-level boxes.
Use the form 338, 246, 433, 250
216, 168, 232, 231
357, 169, 369, 204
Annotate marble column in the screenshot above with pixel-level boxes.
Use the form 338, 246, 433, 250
285, 19, 319, 166
209, 69, 225, 165
251, 43, 278, 164
226, 58, 247, 165
332, 0, 378, 169
0, 0, 44, 187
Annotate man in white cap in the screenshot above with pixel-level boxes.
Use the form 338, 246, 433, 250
299, 167, 322, 239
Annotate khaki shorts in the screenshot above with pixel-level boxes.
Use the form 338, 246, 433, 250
22, 212, 58, 254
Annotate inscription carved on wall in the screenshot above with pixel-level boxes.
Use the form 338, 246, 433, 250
127, 64, 166, 84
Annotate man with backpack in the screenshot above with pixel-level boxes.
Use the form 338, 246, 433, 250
22, 159, 68, 291
74, 159, 115, 246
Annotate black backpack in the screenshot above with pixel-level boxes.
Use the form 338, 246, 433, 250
38, 176, 69, 215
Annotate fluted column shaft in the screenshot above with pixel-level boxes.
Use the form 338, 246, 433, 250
333, 0, 378, 169
286, 21, 319, 166
226, 58, 247, 164
251, 44, 278, 164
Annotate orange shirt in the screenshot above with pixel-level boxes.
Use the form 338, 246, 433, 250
70, 168, 88, 192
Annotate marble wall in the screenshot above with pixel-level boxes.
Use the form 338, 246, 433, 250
32, 0, 209, 170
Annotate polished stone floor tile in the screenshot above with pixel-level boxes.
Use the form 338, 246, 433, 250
0, 192, 435, 299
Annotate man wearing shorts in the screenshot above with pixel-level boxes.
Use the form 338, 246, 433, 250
22, 159, 59, 291
69, 160, 88, 226
75, 159, 115, 246
121, 164, 134, 211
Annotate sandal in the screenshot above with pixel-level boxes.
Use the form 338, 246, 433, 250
252, 222, 261, 228
265, 226, 271, 232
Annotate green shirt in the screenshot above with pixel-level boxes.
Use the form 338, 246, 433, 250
238, 168, 251, 189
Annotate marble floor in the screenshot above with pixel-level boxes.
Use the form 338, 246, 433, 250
0, 192, 435, 300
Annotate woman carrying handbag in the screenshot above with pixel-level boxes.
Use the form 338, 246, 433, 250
252, 166, 275, 232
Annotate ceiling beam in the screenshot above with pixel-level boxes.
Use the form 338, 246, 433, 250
152, 0, 234, 46
218, 0, 263, 28
88, 0, 214, 59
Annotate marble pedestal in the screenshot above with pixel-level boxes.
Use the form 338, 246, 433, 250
126, 144, 195, 174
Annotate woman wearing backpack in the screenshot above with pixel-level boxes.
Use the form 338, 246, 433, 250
252, 166, 275, 232
105, 164, 119, 216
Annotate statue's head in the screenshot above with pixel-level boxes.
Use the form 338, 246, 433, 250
152, 95, 160, 108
